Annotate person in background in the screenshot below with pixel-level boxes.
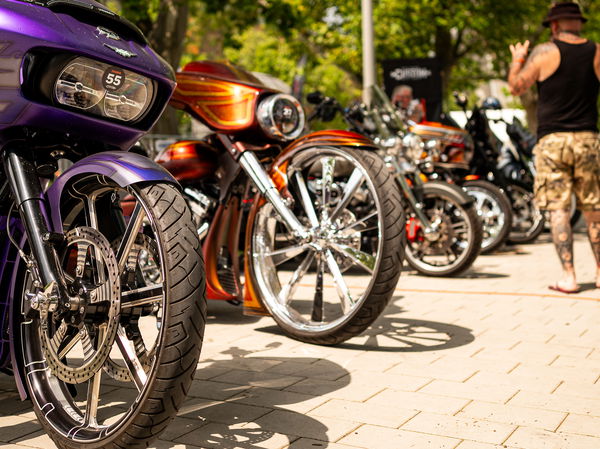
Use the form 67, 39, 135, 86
391, 84, 425, 123
508, 1, 600, 293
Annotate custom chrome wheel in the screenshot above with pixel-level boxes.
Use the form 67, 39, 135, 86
250, 147, 404, 345
404, 181, 482, 277
463, 180, 512, 254
507, 184, 545, 244
20, 180, 205, 448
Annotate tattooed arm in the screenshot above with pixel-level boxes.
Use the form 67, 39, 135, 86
508, 42, 558, 96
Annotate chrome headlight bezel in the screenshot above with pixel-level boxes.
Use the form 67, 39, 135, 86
53, 56, 155, 124
257, 93, 305, 141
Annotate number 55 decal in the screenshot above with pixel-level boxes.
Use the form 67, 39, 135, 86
103, 67, 125, 91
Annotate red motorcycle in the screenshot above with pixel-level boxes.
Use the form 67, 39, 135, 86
156, 61, 404, 344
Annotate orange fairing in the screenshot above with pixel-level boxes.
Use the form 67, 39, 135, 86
171, 73, 261, 131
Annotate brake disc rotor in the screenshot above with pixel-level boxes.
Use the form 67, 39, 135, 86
40, 227, 120, 384
102, 234, 160, 381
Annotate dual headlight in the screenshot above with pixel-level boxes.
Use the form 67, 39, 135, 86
54, 56, 154, 123
257, 94, 305, 141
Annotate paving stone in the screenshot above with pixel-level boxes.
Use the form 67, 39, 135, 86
385, 361, 477, 382
366, 389, 470, 415
254, 409, 359, 441
457, 401, 567, 430
553, 380, 600, 398
557, 413, 600, 437
454, 442, 524, 449
509, 364, 600, 384
286, 437, 364, 448
419, 380, 518, 404
508, 390, 600, 416
187, 379, 252, 400
309, 399, 418, 428
505, 427, 600, 449
10, 430, 57, 449
338, 425, 460, 449
175, 421, 293, 449
228, 386, 328, 414
212, 369, 305, 390
285, 378, 383, 402
0, 415, 42, 443
465, 371, 562, 395
401, 412, 516, 445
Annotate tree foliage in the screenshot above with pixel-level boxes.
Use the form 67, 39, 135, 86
109, 0, 600, 133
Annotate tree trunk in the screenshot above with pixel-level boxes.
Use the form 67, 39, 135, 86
435, 26, 455, 97
148, 0, 190, 135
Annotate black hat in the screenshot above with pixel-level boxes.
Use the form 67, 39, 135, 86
543, 2, 587, 27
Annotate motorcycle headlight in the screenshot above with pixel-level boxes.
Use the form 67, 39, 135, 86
257, 94, 305, 141
402, 133, 424, 161
54, 56, 154, 123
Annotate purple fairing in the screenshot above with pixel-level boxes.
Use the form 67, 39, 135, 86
46, 151, 178, 232
0, 0, 175, 150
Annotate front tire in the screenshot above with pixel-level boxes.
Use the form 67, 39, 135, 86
462, 180, 512, 254
404, 181, 482, 277
249, 148, 404, 345
21, 181, 206, 449
507, 183, 545, 244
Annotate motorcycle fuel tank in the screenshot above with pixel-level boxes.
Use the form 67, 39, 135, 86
170, 61, 275, 133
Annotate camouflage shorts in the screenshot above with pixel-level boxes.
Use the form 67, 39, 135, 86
534, 131, 600, 211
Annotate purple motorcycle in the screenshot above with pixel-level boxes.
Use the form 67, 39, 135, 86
0, 1, 206, 447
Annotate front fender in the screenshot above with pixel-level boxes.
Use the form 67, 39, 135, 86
269, 130, 379, 191
46, 151, 178, 232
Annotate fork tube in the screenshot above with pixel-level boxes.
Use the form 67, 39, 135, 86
387, 159, 433, 229
3, 147, 66, 292
238, 151, 309, 240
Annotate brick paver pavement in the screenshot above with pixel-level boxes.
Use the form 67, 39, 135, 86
1, 231, 599, 449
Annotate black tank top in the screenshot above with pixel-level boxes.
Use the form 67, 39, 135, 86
537, 39, 599, 139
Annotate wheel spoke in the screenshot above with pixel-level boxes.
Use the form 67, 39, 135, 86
311, 255, 324, 321
279, 251, 315, 305
328, 169, 365, 223
266, 243, 311, 266
116, 326, 148, 391
117, 202, 146, 273
293, 172, 320, 228
336, 210, 378, 236
321, 157, 336, 218
324, 249, 354, 314
121, 285, 163, 309
330, 243, 375, 275
84, 325, 105, 427
57, 328, 81, 359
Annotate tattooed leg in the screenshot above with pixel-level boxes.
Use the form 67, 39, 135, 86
582, 211, 600, 287
549, 209, 578, 290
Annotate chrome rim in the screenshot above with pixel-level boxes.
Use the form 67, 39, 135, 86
405, 193, 474, 272
509, 185, 543, 239
22, 182, 166, 441
252, 148, 384, 333
467, 187, 505, 251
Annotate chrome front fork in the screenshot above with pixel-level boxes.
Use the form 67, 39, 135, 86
238, 151, 310, 240
385, 156, 437, 234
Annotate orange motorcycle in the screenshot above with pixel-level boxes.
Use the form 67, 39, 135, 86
155, 61, 404, 344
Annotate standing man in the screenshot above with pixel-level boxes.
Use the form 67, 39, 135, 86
508, 2, 600, 293
391, 85, 425, 123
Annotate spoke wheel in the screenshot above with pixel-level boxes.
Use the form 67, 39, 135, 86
20, 180, 206, 448
507, 184, 545, 244
250, 147, 404, 345
404, 181, 482, 277
462, 180, 512, 254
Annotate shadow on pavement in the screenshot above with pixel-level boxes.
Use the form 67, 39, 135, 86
257, 302, 475, 353
0, 346, 350, 449
205, 299, 262, 325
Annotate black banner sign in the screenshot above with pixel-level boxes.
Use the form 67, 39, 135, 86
382, 58, 443, 122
